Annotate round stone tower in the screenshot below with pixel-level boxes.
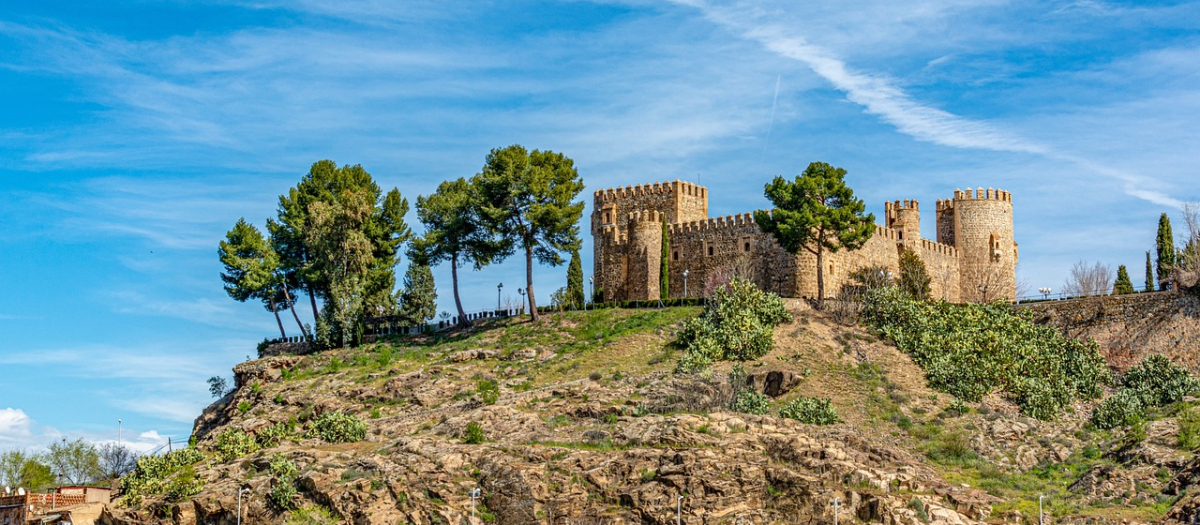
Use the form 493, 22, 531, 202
952, 188, 1016, 301
885, 199, 921, 246
626, 210, 663, 301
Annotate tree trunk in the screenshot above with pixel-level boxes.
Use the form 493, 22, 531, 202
308, 287, 320, 321
451, 252, 469, 327
282, 283, 308, 339
525, 243, 538, 321
270, 295, 287, 339
815, 245, 825, 311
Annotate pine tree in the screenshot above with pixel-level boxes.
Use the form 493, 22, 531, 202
566, 249, 584, 309
396, 260, 437, 327
660, 219, 670, 300
1145, 251, 1154, 292
1113, 265, 1135, 295
898, 247, 932, 300
753, 162, 875, 309
1157, 213, 1175, 290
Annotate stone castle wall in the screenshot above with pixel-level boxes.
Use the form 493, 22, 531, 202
592, 180, 1014, 303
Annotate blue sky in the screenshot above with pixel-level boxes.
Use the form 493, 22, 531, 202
1, 0, 1197, 451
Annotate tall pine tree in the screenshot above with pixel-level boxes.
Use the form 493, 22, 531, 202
1145, 251, 1154, 292
1157, 213, 1175, 290
396, 258, 437, 328
566, 249, 584, 309
660, 219, 670, 300
1113, 265, 1135, 295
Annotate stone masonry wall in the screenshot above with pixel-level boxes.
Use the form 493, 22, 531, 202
951, 188, 1016, 302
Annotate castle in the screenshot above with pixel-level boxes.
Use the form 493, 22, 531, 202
591, 180, 1017, 303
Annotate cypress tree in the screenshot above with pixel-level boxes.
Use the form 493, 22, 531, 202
660, 219, 670, 300
1145, 251, 1154, 292
1113, 265, 1135, 295
396, 260, 437, 327
898, 247, 932, 300
1157, 213, 1175, 290
566, 249, 584, 309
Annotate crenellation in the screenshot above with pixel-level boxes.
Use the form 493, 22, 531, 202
594, 179, 1015, 304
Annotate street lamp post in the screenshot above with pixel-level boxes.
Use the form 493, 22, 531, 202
978, 284, 989, 302
518, 288, 526, 315
497, 283, 503, 311
237, 487, 250, 525
676, 495, 684, 525
832, 497, 842, 525
117, 419, 122, 449
588, 277, 594, 309
469, 487, 481, 523
1038, 494, 1044, 525
682, 269, 689, 299
1039, 287, 1052, 300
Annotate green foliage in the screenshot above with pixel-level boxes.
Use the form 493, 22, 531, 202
45, 437, 103, 485
910, 498, 929, 522
475, 144, 585, 320
306, 411, 367, 443
1178, 408, 1200, 450
164, 465, 204, 502
1146, 251, 1155, 292
1093, 354, 1200, 429
476, 379, 500, 405
0, 450, 55, 492
463, 422, 485, 444
861, 286, 1110, 420
257, 422, 294, 448
214, 428, 259, 461
220, 218, 292, 337
267, 453, 299, 511
238, 401, 252, 414
568, 248, 586, 309
898, 248, 931, 300
415, 177, 507, 325
753, 161, 875, 308
120, 448, 206, 504
284, 503, 340, 525
675, 278, 792, 372
779, 396, 841, 425
1158, 213, 1175, 290
727, 364, 770, 415
396, 259, 437, 327
660, 220, 670, 301
1113, 265, 1135, 295
208, 376, 229, 398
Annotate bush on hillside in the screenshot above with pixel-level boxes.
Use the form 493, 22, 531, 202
780, 396, 841, 425
120, 448, 206, 504
267, 453, 299, 511
306, 411, 367, 443
861, 286, 1110, 420
1091, 354, 1200, 429
675, 278, 792, 373
214, 428, 259, 461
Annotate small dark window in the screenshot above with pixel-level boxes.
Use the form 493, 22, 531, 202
898, 231, 903, 240
673, 251, 679, 261
707, 245, 714, 257
744, 242, 750, 252
604, 213, 611, 223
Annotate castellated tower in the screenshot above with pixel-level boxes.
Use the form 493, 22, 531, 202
626, 211, 663, 301
937, 188, 1017, 301
885, 200, 921, 247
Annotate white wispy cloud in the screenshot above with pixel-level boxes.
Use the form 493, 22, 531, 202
0, 408, 34, 446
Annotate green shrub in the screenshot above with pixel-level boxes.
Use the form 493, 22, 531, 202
1092, 389, 1145, 430
164, 465, 204, 501
675, 279, 792, 372
476, 379, 500, 405
1178, 408, 1200, 449
1091, 355, 1200, 429
214, 428, 259, 461
306, 411, 367, 443
727, 364, 769, 415
237, 401, 252, 414
120, 448, 206, 504
267, 453, 299, 511
257, 421, 293, 448
780, 396, 841, 425
861, 286, 1109, 420
463, 422, 485, 444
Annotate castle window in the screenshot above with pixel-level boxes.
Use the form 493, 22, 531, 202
673, 250, 679, 261
744, 242, 750, 252
708, 245, 714, 257
898, 231, 903, 240
604, 212, 611, 224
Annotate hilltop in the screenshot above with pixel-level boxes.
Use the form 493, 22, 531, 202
101, 296, 1200, 525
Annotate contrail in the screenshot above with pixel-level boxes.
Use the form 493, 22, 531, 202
762, 74, 780, 158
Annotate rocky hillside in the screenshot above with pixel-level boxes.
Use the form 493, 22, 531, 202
102, 299, 1200, 525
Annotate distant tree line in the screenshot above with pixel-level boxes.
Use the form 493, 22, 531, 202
1, 439, 136, 491
219, 144, 586, 345
1062, 204, 1200, 298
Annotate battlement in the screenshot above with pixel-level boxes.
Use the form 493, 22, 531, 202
669, 211, 759, 235
594, 179, 707, 205
884, 200, 919, 212
873, 224, 901, 241
917, 238, 958, 257
952, 187, 1012, 203
628, 210, 664, 224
